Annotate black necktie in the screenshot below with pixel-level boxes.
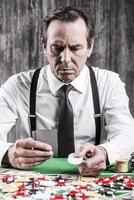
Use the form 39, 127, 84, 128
58, 84, 75, 157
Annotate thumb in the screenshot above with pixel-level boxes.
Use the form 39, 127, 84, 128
76, 143, 96, 158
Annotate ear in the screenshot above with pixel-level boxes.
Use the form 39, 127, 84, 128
87, 39, 94, 58
41, 37, 47, 56
43, 47, 47, 56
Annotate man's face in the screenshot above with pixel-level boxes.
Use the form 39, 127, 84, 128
44, 18, 93, 83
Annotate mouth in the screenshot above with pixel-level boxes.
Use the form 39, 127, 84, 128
58, 69, 75, 74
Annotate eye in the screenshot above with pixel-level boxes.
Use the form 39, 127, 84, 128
51, 45, 64, 54
70, 46, 82, 51
70, 45, 84, 55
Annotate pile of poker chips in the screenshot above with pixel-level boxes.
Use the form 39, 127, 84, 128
0, 173, 102, 200
0, 171, 134, 200
130, 152, 134, 172
96, 174, 134, 191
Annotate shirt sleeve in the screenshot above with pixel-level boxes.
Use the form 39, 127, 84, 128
0, 75, 18, 166
99, 73, 134, 165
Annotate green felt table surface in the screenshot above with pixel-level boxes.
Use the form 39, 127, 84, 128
29, 158, 134, 177
29, 158, 79, 174
0, 158, 133, 178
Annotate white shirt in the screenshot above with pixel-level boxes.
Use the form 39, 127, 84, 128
0, 65, 134, 166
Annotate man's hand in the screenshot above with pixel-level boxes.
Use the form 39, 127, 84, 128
7, 137, 53, 169
77, 143, 107, 177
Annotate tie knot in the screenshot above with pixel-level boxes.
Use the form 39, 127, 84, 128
62, 84, 73, 95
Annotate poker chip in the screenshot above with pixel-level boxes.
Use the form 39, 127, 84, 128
39, 180, 56, 187
67, 153, 83, 165
1, 171, 134, 199
130, 152, 134, 171
115, 159, 129, 173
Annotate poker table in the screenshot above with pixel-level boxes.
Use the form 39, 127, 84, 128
29, 157, 132, 176
0, 159, 134, 199
29, 158, 134, 198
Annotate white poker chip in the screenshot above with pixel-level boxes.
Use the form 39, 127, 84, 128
67, 153, 83, 165
39, 180, 56, 187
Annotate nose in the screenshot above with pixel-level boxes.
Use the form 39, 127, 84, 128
60, 47, 71, 64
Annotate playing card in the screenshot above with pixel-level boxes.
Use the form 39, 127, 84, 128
32, 129, 58, 157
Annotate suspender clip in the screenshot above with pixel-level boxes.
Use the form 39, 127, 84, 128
94, 113, 101, 118
29, 114, 36, 118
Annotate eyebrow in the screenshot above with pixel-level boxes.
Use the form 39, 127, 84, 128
51, 43, 83, 48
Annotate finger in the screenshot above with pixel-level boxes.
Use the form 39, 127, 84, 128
81, 151, 105, 167
15, 156, 50, 164
32, 140, 53, 151
15, 138, 35, 148
81, 158, 103, 167
80, 170, 100, 177
13, 155, 51, 169
15, 138, 52, 151
14, 148, 53, 158
16, 161, 44, 170
80, 159, 106, 173
82, 160, 105, 171
78, 166, 101, 177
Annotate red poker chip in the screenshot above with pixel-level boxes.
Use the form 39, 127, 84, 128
12, 191, 30, 198
124, 181, 134, 189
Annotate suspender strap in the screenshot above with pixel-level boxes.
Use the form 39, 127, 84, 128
29, 68, 41, 136
29, 66, 101, 145
88, 66, 101, 145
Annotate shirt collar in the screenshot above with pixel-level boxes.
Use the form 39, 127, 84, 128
46, 64, 89, 95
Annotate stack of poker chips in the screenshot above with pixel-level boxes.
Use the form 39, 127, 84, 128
115, 159, 129, 173
130, 152, 134, 172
